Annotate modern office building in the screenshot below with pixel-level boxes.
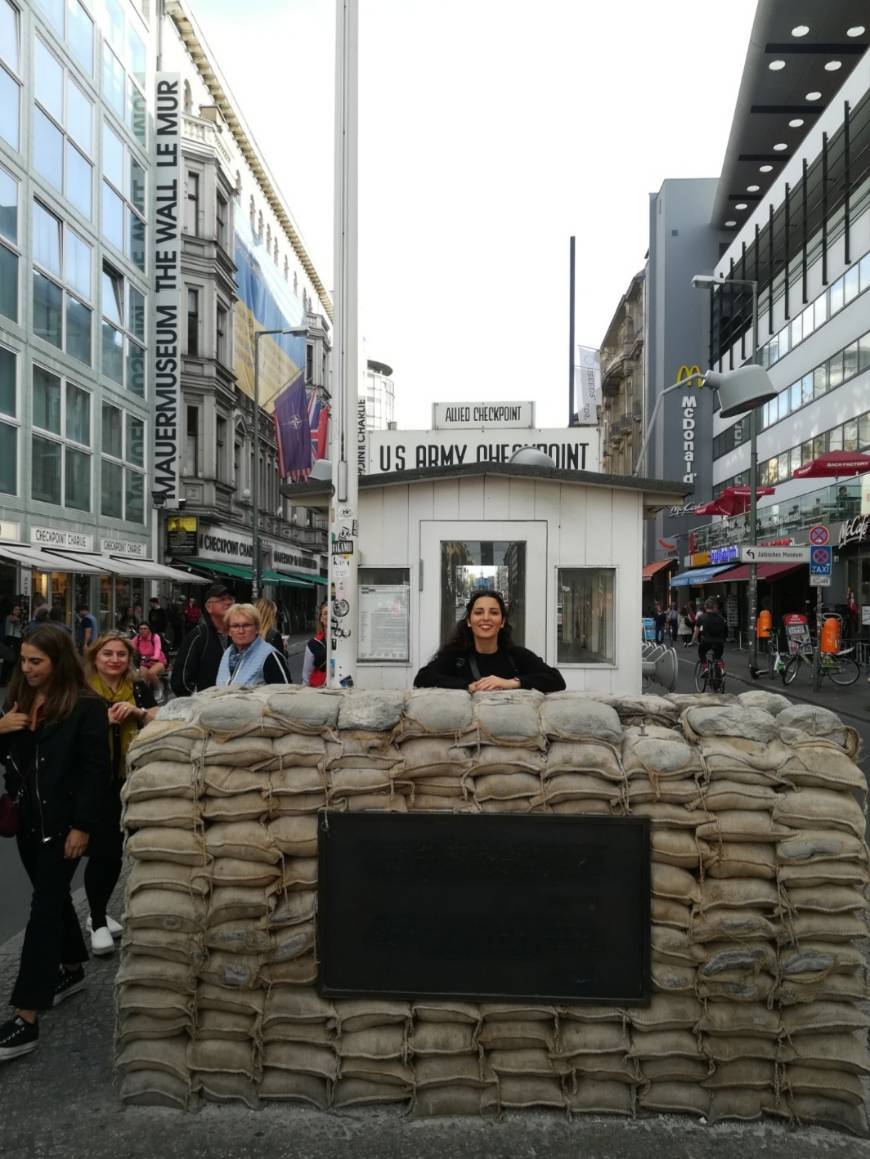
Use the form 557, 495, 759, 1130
0, 0, 333, 633
361, 357, 394, 431
693, 8, 870, 627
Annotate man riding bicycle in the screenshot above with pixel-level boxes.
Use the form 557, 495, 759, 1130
693, 597, 727, 671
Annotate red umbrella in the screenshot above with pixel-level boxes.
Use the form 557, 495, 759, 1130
792, 451, 870, 479
711, 485, 776, 517
691, 500, 725, 516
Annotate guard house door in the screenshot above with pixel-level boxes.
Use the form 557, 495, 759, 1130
419, 521, 548, 667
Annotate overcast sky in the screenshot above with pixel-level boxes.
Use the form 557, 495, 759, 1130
190, 0, 758, 430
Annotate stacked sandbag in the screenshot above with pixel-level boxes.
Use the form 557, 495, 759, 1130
115, 688, 869, 1133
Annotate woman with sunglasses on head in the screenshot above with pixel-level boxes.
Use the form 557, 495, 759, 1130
83, 632, 159, 957
0, 624, 109, 1062
216, 604, 292, 687
414, 590, 565, 693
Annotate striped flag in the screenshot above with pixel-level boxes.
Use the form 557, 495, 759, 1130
308, 390, 329, 463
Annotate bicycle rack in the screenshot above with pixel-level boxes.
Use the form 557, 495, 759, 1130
641, 642, 678, 692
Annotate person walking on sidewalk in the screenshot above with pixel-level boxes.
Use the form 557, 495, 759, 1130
84, 632, 158, 957
302, 602, 329, 687
170, 584, 233, 696
0, 625, 109, 1062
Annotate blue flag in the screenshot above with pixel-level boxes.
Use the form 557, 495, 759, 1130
273, 375, 312, 480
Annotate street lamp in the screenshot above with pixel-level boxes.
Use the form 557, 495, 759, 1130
251, 326, 309, 600
692, 273, 771, 677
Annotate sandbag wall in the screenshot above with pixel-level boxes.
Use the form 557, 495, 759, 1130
115, 687, 870, 1133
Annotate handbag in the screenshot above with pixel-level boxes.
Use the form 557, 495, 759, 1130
0, 792, 18, 838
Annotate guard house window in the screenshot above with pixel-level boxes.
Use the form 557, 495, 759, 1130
32, 200, 92, 365
184, 171, 199, 236
101, 401, 144, 522
358, 568, 411, 662
440, 541, 527, 648
33, 37, 94, 219
186, 288, 199, 355
557, 568, 615, 665
31, 365, 91, 511
0, 163, 19, 321
0, 344, 17, 495
0, 0, 21, 151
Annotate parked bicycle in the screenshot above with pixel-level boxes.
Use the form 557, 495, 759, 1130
782, 643, 860, 687
694, 648, 726, 693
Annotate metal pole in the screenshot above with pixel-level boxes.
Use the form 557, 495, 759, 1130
251, 330, 262, 601
568, 236, 575, 426
329, 0, 360, 688
748, 280, 759, 676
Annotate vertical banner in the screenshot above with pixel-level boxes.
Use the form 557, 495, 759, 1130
574, 346, 601, 426
153, 73, 182, 505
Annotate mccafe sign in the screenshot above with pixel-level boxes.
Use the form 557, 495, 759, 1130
839, 515, 870, 547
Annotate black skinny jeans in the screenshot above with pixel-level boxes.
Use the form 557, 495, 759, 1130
84, 778, 123, 929
12, 833, 88, 1011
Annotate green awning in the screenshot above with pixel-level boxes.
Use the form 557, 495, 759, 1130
275, 570, 327, 586
187, 558, 252, 582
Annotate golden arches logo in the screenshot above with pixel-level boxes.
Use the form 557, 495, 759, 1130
676, 364, 703, 388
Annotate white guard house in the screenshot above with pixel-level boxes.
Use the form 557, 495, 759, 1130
286, 463, 688, 694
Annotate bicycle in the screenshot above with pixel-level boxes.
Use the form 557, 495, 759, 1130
761, 632, 787, 680
694, 649, 726, 693
782, 643, 860, 688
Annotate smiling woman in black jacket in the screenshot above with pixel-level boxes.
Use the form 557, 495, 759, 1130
0, 625, 109, 1063
414, 590, 565, 694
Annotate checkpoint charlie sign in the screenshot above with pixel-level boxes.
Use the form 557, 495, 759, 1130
365, 428, 600, 474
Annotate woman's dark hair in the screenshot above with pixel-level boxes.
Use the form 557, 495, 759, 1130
7, 624, 89, 722
136, 622, 151, 632
442, 589, 513, 651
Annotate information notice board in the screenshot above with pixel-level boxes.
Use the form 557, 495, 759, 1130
317, 813, 651, 1004
358, 582, 410, 662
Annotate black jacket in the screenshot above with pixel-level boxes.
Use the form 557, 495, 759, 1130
170, 617, 227, 696
414, 644, 566, 693
0, 695, 110, 840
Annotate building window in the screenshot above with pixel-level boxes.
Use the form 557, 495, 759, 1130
216, 302, 227, 365
183, 80, 192, 114
0, 343, 17, 494
100, 261, 144, 394
100, 1, 146, 145
216, 192, 227, 250
101, 400, 145, 522
184, 170, 199, 236
31, 365, 91, 510
557, 568, 616, 665
32, 200, 92, 364
0, 163, 18, 321
101, 120, 145, 270
283, 255, 289, 281
32, 37, 93, 219
216, 414, 227, 481
186, 287, 199, 356
0, 0, 20, 151
184, 404, 199, 476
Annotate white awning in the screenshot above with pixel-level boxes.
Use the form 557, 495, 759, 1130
0, 544, 104, 573
44, 551, 208, 583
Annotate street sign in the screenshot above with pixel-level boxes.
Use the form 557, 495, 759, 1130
809, 524, 829, 546
809, 545, 832, 576
739, 545, 809, 564
810, 574, 832, 587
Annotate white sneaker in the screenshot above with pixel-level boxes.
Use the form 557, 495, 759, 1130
87, 914, 123, 938
89, 924, 114, 956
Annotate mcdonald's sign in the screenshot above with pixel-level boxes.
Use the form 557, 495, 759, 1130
675, 364, 703, 484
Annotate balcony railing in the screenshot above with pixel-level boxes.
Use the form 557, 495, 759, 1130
685, 475, 866, 552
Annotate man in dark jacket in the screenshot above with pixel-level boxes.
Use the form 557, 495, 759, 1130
147, 597, 168, 639
170, 584, 233, 696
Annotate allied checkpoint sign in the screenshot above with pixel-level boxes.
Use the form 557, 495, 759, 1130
317, 813, 650, 1004
364, 427, 600, 475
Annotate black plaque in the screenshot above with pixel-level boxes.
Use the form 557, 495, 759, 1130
317, 812, 650, 1005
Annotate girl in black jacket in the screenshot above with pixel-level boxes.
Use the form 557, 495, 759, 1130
414, 590, 565, 693
0, 625, 109, 1062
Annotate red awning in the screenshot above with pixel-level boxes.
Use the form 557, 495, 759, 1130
713, 562, 804, 583
643, 559, 673, 581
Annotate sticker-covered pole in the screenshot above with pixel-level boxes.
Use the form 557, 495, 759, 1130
328, 0, 360, 687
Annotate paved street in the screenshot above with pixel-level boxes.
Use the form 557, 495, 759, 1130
0, 644, 868, 1156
